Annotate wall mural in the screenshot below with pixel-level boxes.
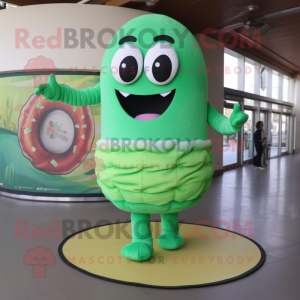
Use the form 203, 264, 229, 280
0, 74, 102, 195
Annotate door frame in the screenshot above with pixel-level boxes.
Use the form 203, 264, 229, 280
281, 113, 291, 155
243, 106, 256, 165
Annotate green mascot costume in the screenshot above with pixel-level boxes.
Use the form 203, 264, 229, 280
35, 14, 248, 261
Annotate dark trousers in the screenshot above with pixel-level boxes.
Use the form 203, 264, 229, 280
253, 145, 263, 167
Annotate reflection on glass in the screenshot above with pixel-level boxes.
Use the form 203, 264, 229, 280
272, 104, 279, 110
271, 113, 279, 157
245, 62, 255, 93
281, 115, 288, 153
223, 107, 238, 166
224, 53, 238, 90
272, 73, 279, 99
243, 110, 253, 161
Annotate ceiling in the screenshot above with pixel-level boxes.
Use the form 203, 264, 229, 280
3, 0, 300, 74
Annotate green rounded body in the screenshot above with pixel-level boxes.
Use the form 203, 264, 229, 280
96, 14, 214, 213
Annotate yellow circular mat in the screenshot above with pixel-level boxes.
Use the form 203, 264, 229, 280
59, 222, 265, 288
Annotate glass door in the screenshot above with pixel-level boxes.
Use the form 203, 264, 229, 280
260, 110, 268, 147
271, 113, 280, 157
223, 106, 238, 166
281, 115, 289, 153
243, 110, 254, 162
260, 111, 268, 132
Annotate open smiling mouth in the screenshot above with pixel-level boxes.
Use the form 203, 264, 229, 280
116, 89, 176, 121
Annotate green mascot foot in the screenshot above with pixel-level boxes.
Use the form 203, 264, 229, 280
121, 240, 154, 261
159, 212, 184, 250
122, 213, 153, 261
158, 231, 184, 250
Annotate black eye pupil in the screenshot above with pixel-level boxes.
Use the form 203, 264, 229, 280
152, 55, 172, 82
119, 56, 138, 83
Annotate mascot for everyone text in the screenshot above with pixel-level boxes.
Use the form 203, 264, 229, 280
35, 14, 248, 261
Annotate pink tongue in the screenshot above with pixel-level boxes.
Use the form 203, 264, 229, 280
135, 113, 160, 121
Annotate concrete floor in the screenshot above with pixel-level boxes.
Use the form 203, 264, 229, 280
1, 154, 300, 300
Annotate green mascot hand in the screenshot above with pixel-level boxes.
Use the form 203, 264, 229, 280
230, 104, 249, 129
34, 74, 60, 102
34, 74, 100, 106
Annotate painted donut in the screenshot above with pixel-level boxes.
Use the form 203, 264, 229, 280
18, 94, 94, 175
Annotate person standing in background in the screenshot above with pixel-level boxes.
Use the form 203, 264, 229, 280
253, 121, 266, 170
261, 122, 267, 167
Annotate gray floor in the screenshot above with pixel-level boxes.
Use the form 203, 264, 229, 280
1, 154, 300, 300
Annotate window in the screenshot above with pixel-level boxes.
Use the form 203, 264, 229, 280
0, 1, 17, 8
260, 101, 267, 108
6, 4, 17, 8
272, 72, 279, 99
224, 49, 293, 103
283, 107, 292, 114
222, 50, 294, 162
224, 100, 238, 104
224, 53, 238, 90
283, 76, 290, 102
245, 62, 255, 93
244, 99, 254, 106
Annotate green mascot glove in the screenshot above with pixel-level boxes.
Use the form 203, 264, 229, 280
208, 103, 248, 135
230, 103, 249, 130
35, 74, 100, 106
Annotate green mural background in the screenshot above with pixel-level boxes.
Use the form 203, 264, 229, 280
0, 74, 102, 195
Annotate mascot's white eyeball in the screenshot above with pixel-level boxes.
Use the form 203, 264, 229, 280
144, 43, 179, 85
111, 43, 143, 84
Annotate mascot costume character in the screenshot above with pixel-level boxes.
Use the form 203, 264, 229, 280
35, 14, 248, 261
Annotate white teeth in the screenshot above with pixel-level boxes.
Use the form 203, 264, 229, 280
160, 91, 172, 97
119, 91, 130, 98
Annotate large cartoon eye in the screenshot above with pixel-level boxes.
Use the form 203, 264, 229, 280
144, 43, 178, 85
111, 43, 143, 84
